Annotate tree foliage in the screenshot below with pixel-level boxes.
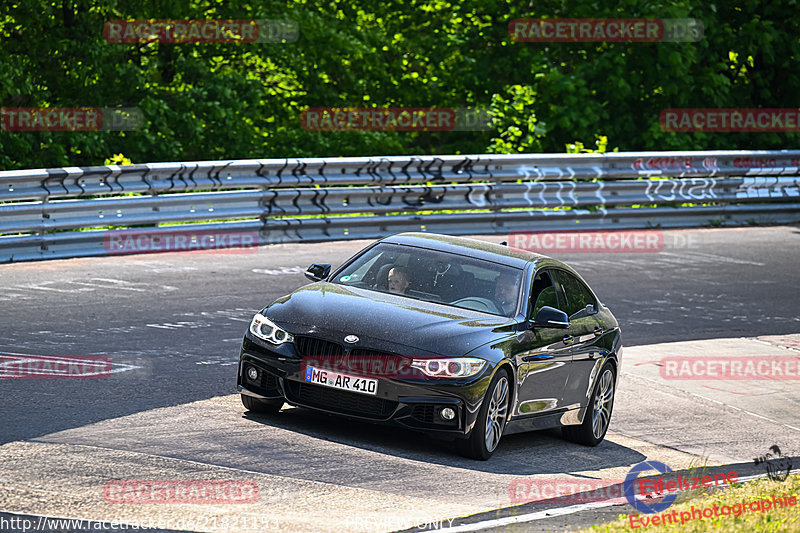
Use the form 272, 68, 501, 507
1, 0, 798, 169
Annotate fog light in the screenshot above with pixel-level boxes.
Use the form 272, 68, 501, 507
440, 407, 456, 420
246, 366, 259, 381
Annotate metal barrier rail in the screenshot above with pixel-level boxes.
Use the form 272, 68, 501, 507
1, 150, 800, 262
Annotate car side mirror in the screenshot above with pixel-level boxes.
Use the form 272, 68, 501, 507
305, 263, 331, 282
532, 306, 570, 329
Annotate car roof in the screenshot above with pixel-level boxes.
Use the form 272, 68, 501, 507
380, 232, 546, 269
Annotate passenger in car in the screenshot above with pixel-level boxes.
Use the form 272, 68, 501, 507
388, 266, 411, 294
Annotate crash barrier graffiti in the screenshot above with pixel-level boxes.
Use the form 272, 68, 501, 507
2, 150, 800, 262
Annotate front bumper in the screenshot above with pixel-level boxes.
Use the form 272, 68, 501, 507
237, 336, 493, 436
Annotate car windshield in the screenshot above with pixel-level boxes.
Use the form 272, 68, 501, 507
332, 243, 523, 317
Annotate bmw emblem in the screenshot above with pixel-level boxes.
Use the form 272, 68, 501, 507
344, 335, 359, 344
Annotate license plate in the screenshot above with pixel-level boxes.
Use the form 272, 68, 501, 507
304, 365, 378, 396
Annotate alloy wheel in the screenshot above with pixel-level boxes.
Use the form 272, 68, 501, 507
591, 368, 615, 439
484, 376, 509, 452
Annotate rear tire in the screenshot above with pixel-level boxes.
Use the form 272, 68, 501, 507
562, 361, 615, 446
456, 368, 511, 460
241, 394, 284, 414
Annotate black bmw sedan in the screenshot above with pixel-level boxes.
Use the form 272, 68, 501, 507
237, 233, 622, 459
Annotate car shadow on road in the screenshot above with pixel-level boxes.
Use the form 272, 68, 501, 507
242, 405, 646, 475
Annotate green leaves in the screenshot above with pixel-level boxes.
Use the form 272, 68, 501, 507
1, 0, 799, 169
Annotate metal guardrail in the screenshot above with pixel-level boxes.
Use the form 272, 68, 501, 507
2, 150, 800, 262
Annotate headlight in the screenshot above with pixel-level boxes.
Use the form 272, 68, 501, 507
249, 313, 294, 345
411, 357, 486, 378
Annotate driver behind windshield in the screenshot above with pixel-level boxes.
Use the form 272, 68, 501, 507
388, 266, 411, 294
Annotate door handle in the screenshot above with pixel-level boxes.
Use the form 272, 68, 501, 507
562, 335, 574, 344
522, 354, 554, 362
594, 327, 603, 337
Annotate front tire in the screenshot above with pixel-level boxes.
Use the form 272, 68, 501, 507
562, 361, 615, 446
457, 368, 511, 460
241, 394, 284, 414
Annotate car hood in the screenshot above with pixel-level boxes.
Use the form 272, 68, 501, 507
264, 283, 513, 357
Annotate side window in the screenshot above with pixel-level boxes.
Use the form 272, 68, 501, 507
527, 270, 566, 318
553, 270, 596, 318
349, 252, 383, 281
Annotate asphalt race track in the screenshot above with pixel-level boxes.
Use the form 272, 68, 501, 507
1, 225, 799, 532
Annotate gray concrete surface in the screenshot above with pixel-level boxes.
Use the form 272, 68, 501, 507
1, 225, 799, 532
